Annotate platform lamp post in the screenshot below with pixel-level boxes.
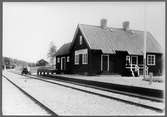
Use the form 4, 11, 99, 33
143, 4, 147, 80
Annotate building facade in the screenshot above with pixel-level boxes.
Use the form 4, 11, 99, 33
55, 20, 163, 76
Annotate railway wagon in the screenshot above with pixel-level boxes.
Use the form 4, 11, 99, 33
37, 66, 57, 76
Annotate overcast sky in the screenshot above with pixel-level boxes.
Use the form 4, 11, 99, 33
3, 2, 165, 63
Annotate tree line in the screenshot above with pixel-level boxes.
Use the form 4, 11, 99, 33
2, 41, 57, 69
2, 56, 36, 69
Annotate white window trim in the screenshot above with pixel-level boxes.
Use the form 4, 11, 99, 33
82, 54, 88, 64
147, 55, 156, 65
74, 54, 79, 65
75, 49, 87, 55
67, 56, 70, 62
101, 54, 109, 71
57, 57, 60, 63
75, 49, 88, 65
126, 56, 130, 61
126, 56, 130, 64
79, 35, 83, 45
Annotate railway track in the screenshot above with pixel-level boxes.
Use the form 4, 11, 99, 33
2, 75, 58, 116
7, 72, 164, 113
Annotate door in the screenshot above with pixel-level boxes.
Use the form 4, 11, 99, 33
102, 55, 109, 72
61, 57, 66, 70
131, 56, 138, 65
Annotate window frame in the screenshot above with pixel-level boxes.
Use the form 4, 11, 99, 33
67, 56, 70, 62
126, 56, 130, 64
74, 54, 79, 65
147, 54, 156, 65
82, 54, 88, 64
57, 57, 60, 63
79, 35, 83, 45
74, 49, 88, 65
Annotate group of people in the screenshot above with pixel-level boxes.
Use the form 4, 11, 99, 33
21, 66, 31, 75
125, 60, 140, 77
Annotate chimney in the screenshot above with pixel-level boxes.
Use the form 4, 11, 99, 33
122, 21, 130, 31
100, 18, 107, 29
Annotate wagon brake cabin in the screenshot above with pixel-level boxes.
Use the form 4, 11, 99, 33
55, 19, 163, 76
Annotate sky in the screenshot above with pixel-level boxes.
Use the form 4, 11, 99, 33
3, 2, 165, 63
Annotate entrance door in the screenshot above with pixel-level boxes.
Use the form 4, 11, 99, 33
102, 55, 109, 72
61, 57, 66, 70
131, 56, 138, 65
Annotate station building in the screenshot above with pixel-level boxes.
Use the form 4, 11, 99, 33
55, 19, 163, 76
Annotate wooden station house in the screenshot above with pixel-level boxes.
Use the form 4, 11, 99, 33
55, 19, 163, 76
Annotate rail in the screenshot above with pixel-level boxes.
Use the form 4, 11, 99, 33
2, 75, 58, 116
8, 71, 164, 113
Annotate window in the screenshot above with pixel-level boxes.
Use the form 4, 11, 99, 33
75, 49, 88, 65
82, 54, 88, 64
79, 35, 83, 45
126, 56, 130, 64
57, 57, 60, 63
75, 54, 79, 65
147, 55, 155, 65
67, 56, 70, 62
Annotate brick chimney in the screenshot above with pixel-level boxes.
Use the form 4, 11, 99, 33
122, 21, 130, 31
100, 18, 107, 29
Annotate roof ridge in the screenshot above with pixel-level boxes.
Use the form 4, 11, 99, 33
79, 23, 150, 33
79, 23, 100, 28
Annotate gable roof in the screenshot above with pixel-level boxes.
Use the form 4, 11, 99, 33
78, 24, 162, 55
55, 42, 71, 56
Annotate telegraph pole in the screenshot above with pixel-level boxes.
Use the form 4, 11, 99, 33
143, 4, 147, 79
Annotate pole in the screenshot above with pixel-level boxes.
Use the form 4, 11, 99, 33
143, 4, 147, 79
4, 65, 6, 70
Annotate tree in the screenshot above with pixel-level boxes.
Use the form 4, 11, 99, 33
47, 41, 57, 66
3, 57, 10, 66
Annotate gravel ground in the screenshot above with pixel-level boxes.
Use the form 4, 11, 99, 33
3, 71, 164, 116
35, 75, 165, 110
2, 76, 50, 115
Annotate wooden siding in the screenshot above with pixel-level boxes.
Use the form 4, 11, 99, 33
89, 50, 102, 75
71, 28, 91, 75
146, 53, 162, 76
56, 55, 71, 74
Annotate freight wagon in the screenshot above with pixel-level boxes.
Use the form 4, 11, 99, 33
37, 66, 57, 76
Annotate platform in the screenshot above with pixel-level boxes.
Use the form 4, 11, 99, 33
52, 74, 165, 90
